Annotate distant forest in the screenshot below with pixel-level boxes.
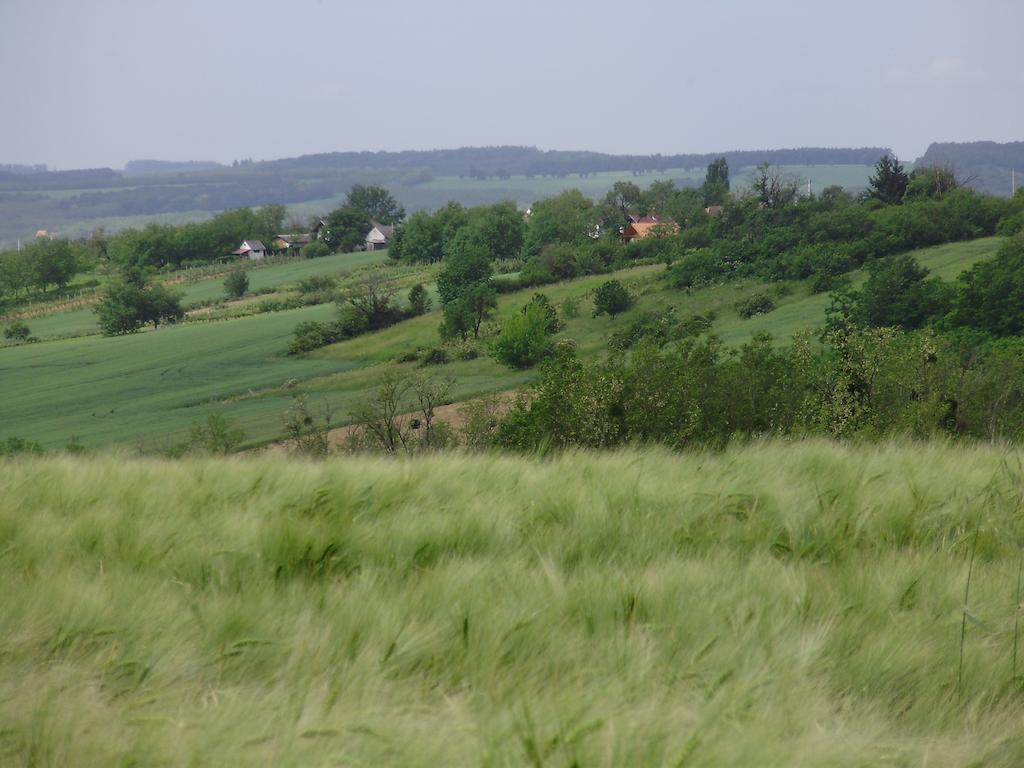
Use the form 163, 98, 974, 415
0, 142, 1018, 245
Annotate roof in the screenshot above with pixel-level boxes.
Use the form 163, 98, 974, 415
273, 233, 313, 245
622, 216, 680, 241
366, 222, 395, 240
232, 239, 267, 254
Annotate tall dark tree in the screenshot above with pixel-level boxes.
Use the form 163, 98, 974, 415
345, 185, 405, 225
321, 206, 372, 253
703, 157, 730, 206
867, 154, 909, 205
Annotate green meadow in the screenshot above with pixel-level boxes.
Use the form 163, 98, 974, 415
2, 442, 1023, 766
0, 238, 1004, 450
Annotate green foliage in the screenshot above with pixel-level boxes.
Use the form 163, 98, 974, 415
407, 283, 431, 316
491, 302, 555, 369
223, 268, 249, 299
703, 156, 730, 206
592, 279, 633, 319
321, 206, 372, 253
950, 234, 1024, 336
188, 412, 246, 454
734, 292, 777, 319
345, 184, 405, 225
302, 240, 330, 259
3, 319, 31, 342
0, 436, 44, 456
828, 254, 953, 331
437, 230, 493, 305
441, 282, 496, 341
95, 276, 185, 335
466, 201, 525, 260
868, 153, 909, 205
282, 394, 332, 456
523, 292, 560, 334
523, 189, 597, 257
390, 209, 443, 263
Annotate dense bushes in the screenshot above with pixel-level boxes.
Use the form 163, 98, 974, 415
496, 327, 1024, 450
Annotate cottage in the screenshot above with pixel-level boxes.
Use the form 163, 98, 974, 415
621, 215, 680, 243
271, 233, 313, 255
232, 239, 269, 260
365, 222, 395, 251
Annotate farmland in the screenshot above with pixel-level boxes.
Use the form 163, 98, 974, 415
0, 237, 1004, 450
2, 442, 1023, 766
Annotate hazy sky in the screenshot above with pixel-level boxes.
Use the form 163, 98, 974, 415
2, 0, 1021, 169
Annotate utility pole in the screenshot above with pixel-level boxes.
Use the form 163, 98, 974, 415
1013, 168, 1017, 196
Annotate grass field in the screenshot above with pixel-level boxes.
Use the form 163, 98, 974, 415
0, 238, 1003, 451
2, 441, 1023, 766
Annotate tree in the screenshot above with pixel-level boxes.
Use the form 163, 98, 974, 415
523, 292, 560, 334
95, 277, 185, 335
468, 201, 526, 260
523, 189, 598, 256
833, 254, 952, 330
24, 237, 78, 292
602, 181, 644, 220
223, 269, 249, 298
390, 210, 444, 263
321, 206, 372, 253
342, 273, 403, 330
345, 184, 405, 225
491, 302, 555, 369
950, 235, 1024, 336
407, 283, 431, 316
442, 282, 496, 340
751, 163, 799, 209
905, 165, 963, 200
703, 157, 730, 206
436, 230, 493, 305
867, 153, 909, 205
592, 279, 634, 319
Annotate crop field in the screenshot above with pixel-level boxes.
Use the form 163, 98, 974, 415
0, 238, 1003, 451
2, 441, 1023, 766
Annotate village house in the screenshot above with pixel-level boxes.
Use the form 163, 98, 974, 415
365, 221, 395, 251
620, 215, 680, 244
232, 239, 269, 260
271, 233, 312, 256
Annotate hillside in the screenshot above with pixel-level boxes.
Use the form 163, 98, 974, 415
2, 443, 1023, 766
0, 237, 1003, 451
915, 140, 1024, 196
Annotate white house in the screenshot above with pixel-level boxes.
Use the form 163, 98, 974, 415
232, 239, 269, 260
365, 222, 395, 251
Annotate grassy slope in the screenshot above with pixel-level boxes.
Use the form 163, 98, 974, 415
13, 249, 391, 341
2, 443, 1024, 766
0, 239, 1002, 450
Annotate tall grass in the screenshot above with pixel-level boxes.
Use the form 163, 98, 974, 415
2, 440, 1024, 765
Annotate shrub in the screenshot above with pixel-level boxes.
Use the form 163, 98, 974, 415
3, 320, 31, 343
592, 279, 634, 319
491, 303, 554, 369
0, 436, 44, 456
297, 275, 338, 294
523, 293, 560, 334
188, 412, 246, 454
734, 293, 777, 319
421, 347, 449, 366
560, 296, 580, 320
303, 241, 330, 259
407, 283, 431, 316
223, 269, 249, 299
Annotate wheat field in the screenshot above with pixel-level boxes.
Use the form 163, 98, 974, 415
2, 440, 1024, 766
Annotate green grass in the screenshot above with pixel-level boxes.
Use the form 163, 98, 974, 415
2, 442, 1024, 765
0, 239, 1003, 450
6, 250, 392, 341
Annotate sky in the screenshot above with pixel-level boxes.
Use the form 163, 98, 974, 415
1, 0, 1021, 170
